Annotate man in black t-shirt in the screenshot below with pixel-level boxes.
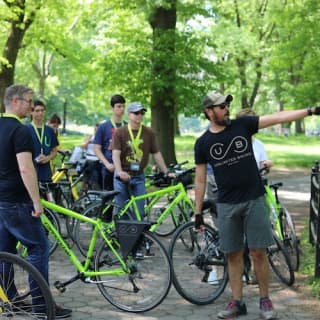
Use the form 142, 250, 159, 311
194, 90, 320, 320
0, 84, 72, 318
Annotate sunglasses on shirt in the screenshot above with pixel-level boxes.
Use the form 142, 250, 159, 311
132, 110, 146, 115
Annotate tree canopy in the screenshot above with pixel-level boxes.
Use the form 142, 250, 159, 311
1, 0, 320, 162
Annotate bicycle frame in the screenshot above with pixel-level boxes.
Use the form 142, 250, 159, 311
52, 167, 83, 202
117, 182, 194, 233
40, 199, 129, 277
264, 184, 283, 240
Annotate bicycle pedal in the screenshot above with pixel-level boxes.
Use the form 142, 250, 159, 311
54, 281, 66, 293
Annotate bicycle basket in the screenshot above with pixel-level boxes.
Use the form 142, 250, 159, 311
115, 220, 151, 258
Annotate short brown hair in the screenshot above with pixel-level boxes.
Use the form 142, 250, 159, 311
48, 114, 61, 125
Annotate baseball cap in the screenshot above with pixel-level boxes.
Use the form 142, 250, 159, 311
127, 102, 147, 113
202, 91, 233, 109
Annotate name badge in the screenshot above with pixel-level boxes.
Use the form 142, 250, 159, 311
130, 163, 140, 172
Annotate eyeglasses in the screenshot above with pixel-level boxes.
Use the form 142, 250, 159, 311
209, 103, 230, 110
132, 110, 146, 116
18, 98, 33, 107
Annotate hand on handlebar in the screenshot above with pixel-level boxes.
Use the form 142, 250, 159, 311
259, 163, 271, 176
261, 160, 273, 169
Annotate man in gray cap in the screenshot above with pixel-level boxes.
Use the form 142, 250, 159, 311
112, 102, 169, 237
194, 90, 320, 320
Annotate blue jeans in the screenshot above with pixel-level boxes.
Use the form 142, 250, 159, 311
113, 173, 146, 219
0, 201, 50, 302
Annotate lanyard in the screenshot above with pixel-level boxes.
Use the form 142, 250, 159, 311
31, 121, 44, 154
0, 113, 23, 124
110, 118, 124, 129
128, 124, 143, 160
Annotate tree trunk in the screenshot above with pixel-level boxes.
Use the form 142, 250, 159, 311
149, 1, 177, 165
295, 119, 304, 134
0, 0, 37, 111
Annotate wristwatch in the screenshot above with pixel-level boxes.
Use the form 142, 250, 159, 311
307, 106, 313, 116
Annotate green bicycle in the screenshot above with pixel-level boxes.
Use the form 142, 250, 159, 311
73, 169, 195, 256
262, 170, 300, 271
40, 192, 172, 313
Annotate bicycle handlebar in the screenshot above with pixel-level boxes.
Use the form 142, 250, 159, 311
147, 167, 195, 187
168, 160, 189, 171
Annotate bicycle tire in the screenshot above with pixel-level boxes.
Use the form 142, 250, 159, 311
74, 201, 101, 256
44, 208, 60, 256
0, 251, 55, 319
94, 230, 172, 312
67, 194, 102, 240
168, 222, 228, 305
149, 198, 193, 237
267, 232, 295, 286
279, 206, 300, 271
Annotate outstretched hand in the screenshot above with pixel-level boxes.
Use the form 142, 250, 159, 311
313, 106, 320, 115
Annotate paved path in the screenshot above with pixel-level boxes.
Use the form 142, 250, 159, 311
48, 168, 320, 319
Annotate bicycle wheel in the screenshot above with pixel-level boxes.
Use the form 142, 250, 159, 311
267, 232, 295, 286
44, 208, 60, 256
74, 202, 101, 256
94, 231, 172, 312
148, 197, 193, 237
169, 222, 228, 305
0, 252, 55, 319
279, 206, 300, 271
67, 194, 102, 240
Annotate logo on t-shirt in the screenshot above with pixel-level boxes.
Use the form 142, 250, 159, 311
210, 136, 248, 161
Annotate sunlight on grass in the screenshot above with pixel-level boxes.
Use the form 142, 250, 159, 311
60, 133, 320, 169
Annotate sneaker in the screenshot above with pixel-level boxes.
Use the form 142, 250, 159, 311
208, 269, 219, 285
217, 300, 247, 319
55, 304, 72, 319
260, 298, 277, 320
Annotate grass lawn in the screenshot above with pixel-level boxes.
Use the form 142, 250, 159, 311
61, 132, 320, 169
175, 133, 320, 169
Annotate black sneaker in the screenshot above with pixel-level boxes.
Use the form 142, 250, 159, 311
55, 304, 72, 319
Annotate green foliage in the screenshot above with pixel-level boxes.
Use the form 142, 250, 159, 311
299, 222, 320, 298
2, 1, 320, 134
257, 133, 320, 168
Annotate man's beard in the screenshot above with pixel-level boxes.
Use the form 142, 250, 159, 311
213, 111, 231, 126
